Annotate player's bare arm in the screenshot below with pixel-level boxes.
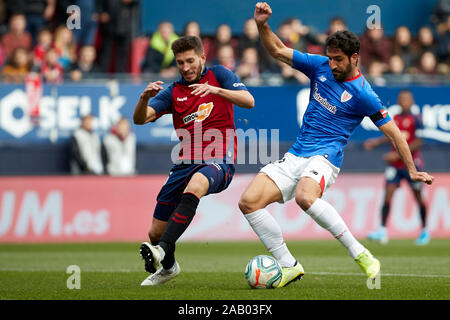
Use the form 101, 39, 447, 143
133, 81, 164, 124
189, 83, 255, 108
379, 121, 434, 184
254, 2, 293, 66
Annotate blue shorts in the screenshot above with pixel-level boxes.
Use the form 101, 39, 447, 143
384, 166, 422, 191
153, 162, 235, 221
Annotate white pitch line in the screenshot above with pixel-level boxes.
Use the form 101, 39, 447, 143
0, 268, 450, 279
309, 271, 450, 279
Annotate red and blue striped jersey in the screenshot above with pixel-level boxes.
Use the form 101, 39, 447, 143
149, 65, 247, 163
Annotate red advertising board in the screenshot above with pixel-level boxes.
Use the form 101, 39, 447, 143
0, 174, 449, 242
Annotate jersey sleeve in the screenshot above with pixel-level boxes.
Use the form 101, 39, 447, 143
210, 65, 248, 91
361, 90, 392, 127
148, 84, 173, 121
292, 50, 328, 79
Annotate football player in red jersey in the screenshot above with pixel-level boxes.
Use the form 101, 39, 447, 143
133, 36, 254, 285
364, 89, 430, 245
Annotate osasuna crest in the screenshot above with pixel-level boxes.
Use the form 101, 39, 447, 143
341, 90, 353, 102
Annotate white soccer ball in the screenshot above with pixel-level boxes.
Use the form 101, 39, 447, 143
245, 255, 282, 289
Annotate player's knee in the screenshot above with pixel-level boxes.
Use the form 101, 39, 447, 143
295, 193, 317, 211
238, 195, 260, 214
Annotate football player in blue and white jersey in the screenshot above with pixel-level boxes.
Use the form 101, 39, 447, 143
239, 2, 435, 287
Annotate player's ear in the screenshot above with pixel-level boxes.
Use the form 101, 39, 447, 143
201, 52, 206, 64
351, 53, 359, 67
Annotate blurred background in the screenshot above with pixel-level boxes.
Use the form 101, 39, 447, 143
0, 0, 448, 242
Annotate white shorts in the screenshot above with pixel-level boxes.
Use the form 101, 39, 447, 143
260, 152, 340, 203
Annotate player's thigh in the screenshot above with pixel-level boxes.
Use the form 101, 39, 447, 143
239, 172, 283, 214
185, 163, 235, 198
149, 217, 167, 244
295, 177, 322, 211
184, 171, 210, 198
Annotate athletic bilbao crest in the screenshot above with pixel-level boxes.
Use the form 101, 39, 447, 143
340, 90, 353, 103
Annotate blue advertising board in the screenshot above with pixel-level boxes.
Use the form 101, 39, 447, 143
0, 83, 449, 145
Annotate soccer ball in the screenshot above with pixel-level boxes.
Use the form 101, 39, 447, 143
245, 255, 282, 289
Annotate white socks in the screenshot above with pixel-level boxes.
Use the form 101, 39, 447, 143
306, 199, 365, 259
244, 209, 296, 267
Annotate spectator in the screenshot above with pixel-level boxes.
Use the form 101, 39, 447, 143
392, 26, 417, 69
367, 60, 386, 86
6, 0, 55, 45
0, 0, 8, 36
1, 14, 32, 58
417, 51, 438, 74
1, 47, 30, 83
98, 0, 139, 73
414, 26, 438, 57
359, 25, 392, 70
53, 25, 77, 71
327, 17, 347, 35
69, 45, 100, 82
102, 117, 136, 176
277, 20, 293, 47
235, 47, 260, 85
33, 28, 52, 68
70, 114, 104, 175
204, 23, 238, 63
237, 18, 273, 72
183, 21, 200, 37
215, 44, 236, 71
41, 48, 63, 84
71, 0, 99, 47
288, 18, 326, 54
142, 21, 178, 77
388, 55, 405, 75
431, 0, 450, 28
435, 15, 450, 63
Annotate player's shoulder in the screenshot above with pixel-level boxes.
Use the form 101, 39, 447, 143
356, 75, 380, 101
209, 64, 246, 89
209, 65, 237, 78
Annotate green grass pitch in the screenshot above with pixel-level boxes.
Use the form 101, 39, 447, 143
0, 240, 449, 300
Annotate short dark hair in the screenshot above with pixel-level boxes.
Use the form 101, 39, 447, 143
325, 30, 360, 58
171, 36, 203, 55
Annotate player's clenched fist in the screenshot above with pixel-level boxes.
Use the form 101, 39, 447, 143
141, 81, 164, 100
254, 2, 272, 26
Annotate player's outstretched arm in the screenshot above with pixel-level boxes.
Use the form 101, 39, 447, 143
133, 81, 163, 125
379, 121, 434, 185
189, 83, 255, 109
254, 2, 294, 66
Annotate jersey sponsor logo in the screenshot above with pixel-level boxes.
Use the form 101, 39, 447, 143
313, 83, 337, 114
182, 102, 214, 124
340, 90, 353, 103
233, 82, 245, 88
177, 97, 188, 102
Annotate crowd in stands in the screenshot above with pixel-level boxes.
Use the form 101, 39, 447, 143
0, 0, 448, 85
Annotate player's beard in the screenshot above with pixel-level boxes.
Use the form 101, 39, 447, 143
333, 62, 353, 82
187, 62, 205, 84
